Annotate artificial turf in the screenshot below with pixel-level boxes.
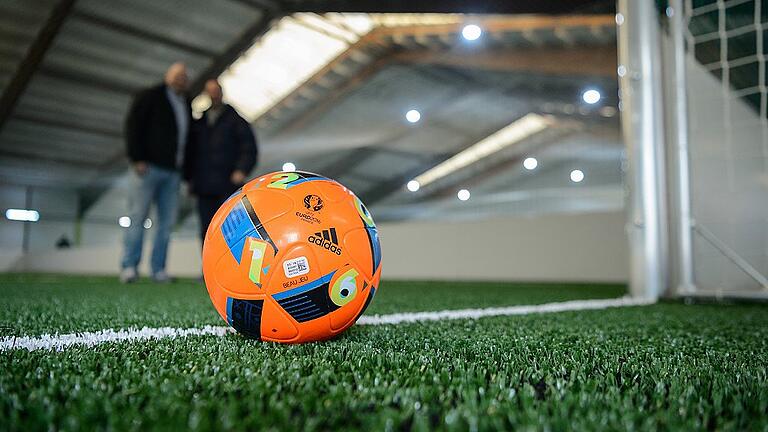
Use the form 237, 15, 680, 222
1, 274, 767, 431
0, 274, 625, 336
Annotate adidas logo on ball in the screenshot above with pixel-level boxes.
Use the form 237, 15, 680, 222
308, 228, 342, 256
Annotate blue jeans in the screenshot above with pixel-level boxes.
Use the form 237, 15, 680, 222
121, 164, 180, 274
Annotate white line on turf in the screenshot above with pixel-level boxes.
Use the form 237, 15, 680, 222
1, 297, 652, 352
355, 296, 653, 325
0, 326, 232, 353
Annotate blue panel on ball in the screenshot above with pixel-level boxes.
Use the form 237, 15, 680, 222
226, 297, 264, 339
366, 226, 382, 275
220, 200, 258, 264
284, 176, 326, 188
273, 272, 333, 300
273, 272, 339, 323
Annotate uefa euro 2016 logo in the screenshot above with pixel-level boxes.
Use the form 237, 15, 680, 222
303, 194, 323, 211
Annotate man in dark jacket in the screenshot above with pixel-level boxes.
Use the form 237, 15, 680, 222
185, 79, 258, 242
120, 62, 191, 283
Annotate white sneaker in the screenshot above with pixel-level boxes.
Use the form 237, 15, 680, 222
152, 271, 173, 284
120, 267, 138, 284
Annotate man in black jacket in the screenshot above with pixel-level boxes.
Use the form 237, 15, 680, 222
185, 79, 258, 242
120, 62, 191, 283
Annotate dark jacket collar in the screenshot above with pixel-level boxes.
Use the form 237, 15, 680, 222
155, 83, 189, 100
203, 103, 233, 122
206, 103, 232, 114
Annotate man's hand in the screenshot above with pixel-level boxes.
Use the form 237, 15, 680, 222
134, 162, 148, 176
231, 170, 246, 185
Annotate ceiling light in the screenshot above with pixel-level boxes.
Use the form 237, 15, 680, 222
523, 157, 538, 170
570, 169, 585, 183
143, 218, 153, 229
412, 113, 551, 188
461, 24, 482, 41
405, 109, 421, 123
457, 189, 471, 201
282, 162, 296, 172
582, 89, 601, 104
118, 216, 131, 228
5, 209, 39, 222
406, 180, 420, 192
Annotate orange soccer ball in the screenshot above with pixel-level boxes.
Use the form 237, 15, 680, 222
202, 171, 382, 343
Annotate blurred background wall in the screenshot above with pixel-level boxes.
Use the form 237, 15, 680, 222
7, 210, 628, 282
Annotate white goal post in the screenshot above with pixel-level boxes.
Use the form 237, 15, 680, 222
618, 0, 768, 299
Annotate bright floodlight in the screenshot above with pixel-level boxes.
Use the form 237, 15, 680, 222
461, 24, 482, 41
118, 216, 131, 228
457, 189, 471, 201
570, 169, 585, 183
5, 208, 39, 222
523, 157, 538, 170
282, 162, 296, 172
143, 218, 153, 229
582, 89, 601, 105
406, 180, 420, 192
405, 109, 421, 123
